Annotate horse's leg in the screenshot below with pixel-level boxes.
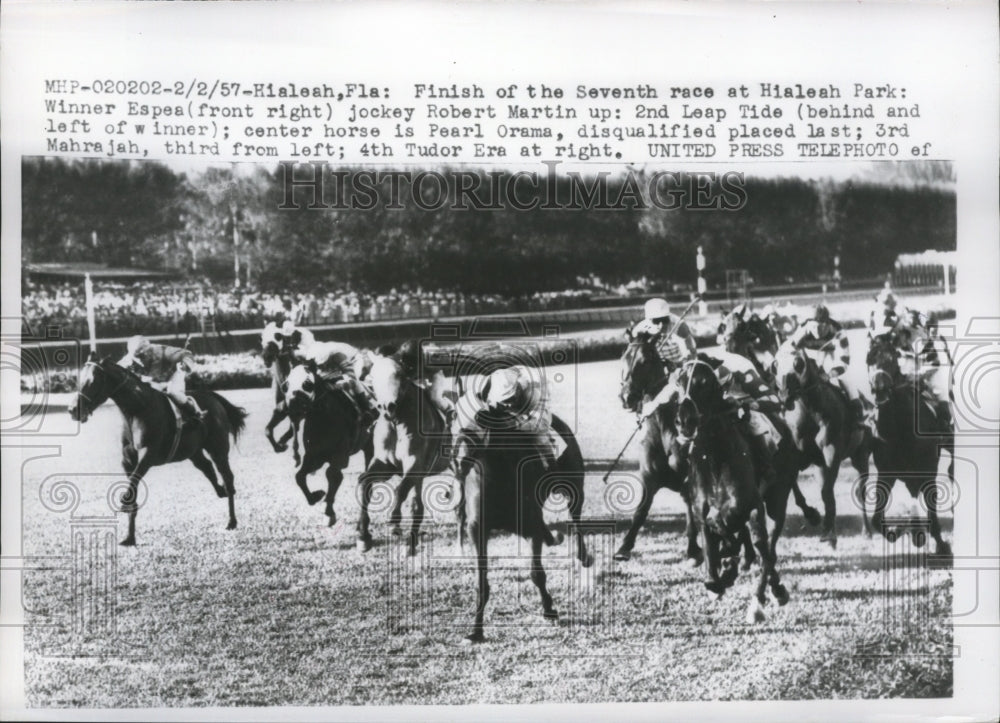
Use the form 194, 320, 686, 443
294, 445, 327, 507
791, 476, 822, 527
870, 471, 890, 541
190, 450, 226, 499
683, 496, 704, 567
921, 476, 952, 559
290, 420, 301, 468
209, 449, 238, 531
702, 527, 726, 598
323, 460, 347, 527
265, 408, 288, 453
357, 459, 394, 552
764, 488, 790, 606
818, 449, 840, 548
120, 450, 152, 547
746, 507, 773, 623
740, 526, 756, 572
465, 516, 489, 643
568, 472, 593, 568
613, 476, 657, 562
406, 477, 425, 557
851, 440, 873, 538
531, 532, 559, 622
388, 479, 409, 536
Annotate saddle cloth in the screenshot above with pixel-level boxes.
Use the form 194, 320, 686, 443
746, 409, 781, 454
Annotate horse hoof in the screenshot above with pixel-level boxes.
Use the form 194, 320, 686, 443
120, 537, 136, 547
327, 515, 337, 528
885, 529, 898, 544
746, 601, 766, 624
580, 552, 595, 569
820, 534, 837, 549
774, 584, 790, 606
274, 443, 288, 453
688, 554, 704, 569
911, 530, 927, 548
356, 538, 373, 553
613, 549, 631, 562
551, 530, 565, 546
227, 520, 237, 531
462, 633, 485, 645
293, 456, 301, 467
543, 609, 559, 622
706, 589, 723, 602
804, 508, 822, 527
306, 490, 325, 506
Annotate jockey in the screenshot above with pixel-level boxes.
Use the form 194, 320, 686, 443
277, 319, 315, 356
296, 339, 379, 428
392, 339, 457, 419
790, 305, 867, 426
118, 336, 206, 424
483, 365, 560, 469
632, 298, 697, 371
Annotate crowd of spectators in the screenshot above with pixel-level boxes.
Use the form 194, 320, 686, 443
22, 279, 597, 339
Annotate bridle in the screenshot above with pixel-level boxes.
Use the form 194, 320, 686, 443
77, 360, 130, 411
621, 339, 668, 413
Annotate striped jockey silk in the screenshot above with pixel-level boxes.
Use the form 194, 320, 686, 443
655, 334, 686, 365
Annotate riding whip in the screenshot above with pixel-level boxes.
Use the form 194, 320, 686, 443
602, 416, 644, 484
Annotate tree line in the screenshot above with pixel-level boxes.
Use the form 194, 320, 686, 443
21, 157, 956, 294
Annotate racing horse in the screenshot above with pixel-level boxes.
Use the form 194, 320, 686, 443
673, 358, 789, 622
616, 329, 818, 562
773, 342, 873, 548
69, 352, 248, 545
361, 346, 592, 564
285, 361, 375, 526
261, 322, 301, 465
720, 310, 780, 382
615, 327, 701, 564
864, 336, 953, 556
450, 423, 567, 642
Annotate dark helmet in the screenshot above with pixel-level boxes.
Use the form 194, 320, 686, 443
814, 305, 831, 323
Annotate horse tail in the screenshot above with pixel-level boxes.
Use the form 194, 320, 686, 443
207, 391, 248, 442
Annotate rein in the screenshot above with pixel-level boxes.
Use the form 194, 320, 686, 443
79, 361, 132, 408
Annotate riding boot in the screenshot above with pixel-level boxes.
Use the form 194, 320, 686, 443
182, 398, 207, 428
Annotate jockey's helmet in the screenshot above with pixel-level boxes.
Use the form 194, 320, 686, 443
126, 335, 151, 355
814, 305, 831, 323
280, 320, 296, 337
876, 288, 897, 308
486, 367, 524, 408
644, 298, 671, 322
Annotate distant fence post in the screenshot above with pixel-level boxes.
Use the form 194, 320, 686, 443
696, 246, 708, 316
84, 273, 97, 354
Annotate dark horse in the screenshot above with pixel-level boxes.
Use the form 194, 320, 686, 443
285, 362, 374, 527
70, 353, 248, 546
864, 337, 954, 556
674, 359, 793, 622
720, 311, 779, 383
451, 426, 567, 643
773, 342, 873, 548
615, 329, 701, 564
261, 323, 300, 465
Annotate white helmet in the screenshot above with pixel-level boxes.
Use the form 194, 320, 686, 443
644, 298, 671, 321
126, 335, 150, 355
486, 367, 521, 407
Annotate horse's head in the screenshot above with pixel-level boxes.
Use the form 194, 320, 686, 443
285, 362, 317, 422
369, 353, 409, 422
673, 358, 725, 438
773, 343, 813, 410
260, 322, 282, 368
620, 327, 667, 413
69, 353, 124, 423
866, 336, 901, 406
